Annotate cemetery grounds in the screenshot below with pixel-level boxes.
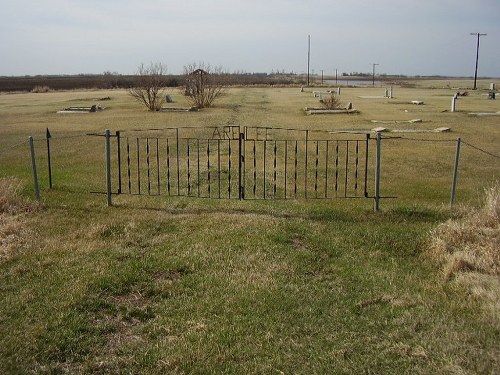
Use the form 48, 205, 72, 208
0, 80, 499, 373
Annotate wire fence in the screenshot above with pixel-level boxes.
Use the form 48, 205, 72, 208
1, 129, 499, 208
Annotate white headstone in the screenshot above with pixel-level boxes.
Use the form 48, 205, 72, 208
451, 96, 456, 112
490, 83, 496, 91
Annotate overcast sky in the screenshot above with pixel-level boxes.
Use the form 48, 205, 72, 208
1, 0, 499, 77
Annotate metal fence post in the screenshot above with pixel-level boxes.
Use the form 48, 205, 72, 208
29, 136, 40, 201
105, 129, 112, 206
116, 130, 122, 194
46, 128, 53, 189
450, 137, 461, 208
374, 132, 382, 211
238, 131, 245, 200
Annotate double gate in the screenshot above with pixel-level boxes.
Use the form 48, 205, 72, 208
110, 126, 374, 201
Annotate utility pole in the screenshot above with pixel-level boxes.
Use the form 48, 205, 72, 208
470, 32, 486, 90
307, 35, 311, 86
321, 70, 324, 85
371, 63, 379, 87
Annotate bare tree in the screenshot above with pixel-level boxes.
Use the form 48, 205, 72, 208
129, 62, 168, 111
183, 63, 226, 108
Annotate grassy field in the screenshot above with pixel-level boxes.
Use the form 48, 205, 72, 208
0, 80, 499, 374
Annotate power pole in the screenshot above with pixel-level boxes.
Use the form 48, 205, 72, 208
470, 32, 486, 90
371, 63, 379, 87
307, 35, 311, 86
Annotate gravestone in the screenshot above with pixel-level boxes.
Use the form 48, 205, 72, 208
451, 96, 457, 112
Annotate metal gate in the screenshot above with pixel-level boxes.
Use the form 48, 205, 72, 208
111, 126, 373, 200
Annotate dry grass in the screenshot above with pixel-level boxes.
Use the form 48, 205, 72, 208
430, 182, 500, 321
0, 177, 37, 261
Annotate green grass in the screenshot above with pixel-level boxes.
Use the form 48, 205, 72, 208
1, 81, 499, 373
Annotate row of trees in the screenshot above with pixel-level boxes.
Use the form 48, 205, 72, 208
128, 62, 226, 111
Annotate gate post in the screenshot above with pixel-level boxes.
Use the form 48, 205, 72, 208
238, 131, 245, 200
374, 132, 382, 212
105, 129, 112, 207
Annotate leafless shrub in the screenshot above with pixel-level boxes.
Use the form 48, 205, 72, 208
183, 63, 227, 108
321, 93, 343, 110
128, 63, 168, 111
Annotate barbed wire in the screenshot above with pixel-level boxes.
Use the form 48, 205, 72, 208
381, 135, 456, 143
0, 139, 28, 156
31, 133, 94, 142
462, 140, 500, 160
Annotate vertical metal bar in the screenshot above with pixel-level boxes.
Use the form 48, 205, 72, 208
197, 139, 201, 198
46, 128, 53, 190
344, 141, 349, 197
238, 132, 245, 200
105, 130, 112, 206
29, 136, 40, 201
450, 137, 461, 208
354, 140, 359, 195
146, 138, 151, 195
305, 130, 309, 198
335, 141, 339, 196
364, 134, 370, 198
284, 140, 288, 199
294, 141, 298, 197
166, 139, 171, 195
116, 131, 122, 194
136, 138, 141, 195
325, 140, 329, 198
187, 139, 191, 196
218, 139, 221, 199
207, 140, 211, 197
314, 141, 319, 197
156, 138, 160, 195
374, 132, 382, 212
126, 138, 131, 194
228, 139, 232, 199
263, 140, 267, 198
176, 128, 180, 195
253, 140, 257, 197
273, 140, 277, 196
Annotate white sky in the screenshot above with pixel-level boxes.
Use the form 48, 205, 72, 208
1, 0, 499, 76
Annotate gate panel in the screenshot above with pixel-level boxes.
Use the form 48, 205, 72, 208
115, 126, 371, 200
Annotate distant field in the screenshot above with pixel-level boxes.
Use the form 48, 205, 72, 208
0, 81, 499, 374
